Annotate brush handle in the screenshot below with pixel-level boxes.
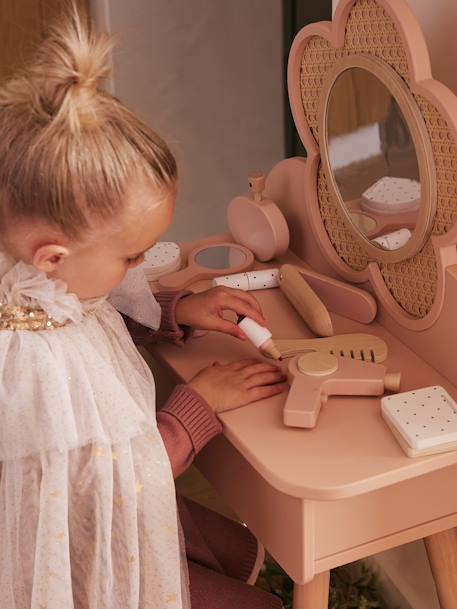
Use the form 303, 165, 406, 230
279, 264, 333, 337
295, 266, 377, 324
283, 371, 324, 428
158, 266, 210, 289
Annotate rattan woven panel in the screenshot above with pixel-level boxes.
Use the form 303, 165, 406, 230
299, 0, 457, 317
317, 165, 368, 271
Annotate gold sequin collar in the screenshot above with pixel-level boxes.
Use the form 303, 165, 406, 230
0, 254, 84, 330
0, 304, 69, 331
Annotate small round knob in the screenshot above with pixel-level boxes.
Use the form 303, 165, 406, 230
248, 171, 265, 202
384, 371, 401, 393
297, 352, 339, 377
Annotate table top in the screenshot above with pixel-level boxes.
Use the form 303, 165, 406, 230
150, 239, 457, 501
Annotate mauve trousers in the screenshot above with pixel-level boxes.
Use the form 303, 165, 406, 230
179, 497, 284, 609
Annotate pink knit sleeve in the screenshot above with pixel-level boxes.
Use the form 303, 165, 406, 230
123, 290, 193, 346
157, 384, 222, 478
123, 292, 221, 477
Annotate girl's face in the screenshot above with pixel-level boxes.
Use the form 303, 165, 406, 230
52, 176, 176, 299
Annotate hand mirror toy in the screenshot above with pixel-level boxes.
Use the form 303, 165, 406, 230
158, 243, 254, 289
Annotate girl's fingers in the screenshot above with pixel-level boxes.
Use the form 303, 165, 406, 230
228, 358, 263, 371
248, 383, 289, 402
223, 288, 264, 315
240, 362, 284, 379
217, 286, 262, 313
219, 294, 267, 327
244, 371, 287, 389
208, 317, 247, 339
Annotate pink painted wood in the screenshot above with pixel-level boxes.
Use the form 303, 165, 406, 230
292, 265, 377, 324
287, 0, 457, 334
157, 242, 254, 290
227, 193, 290, 262
263, 157, 457, 387
150, 167, 457, 593
283, 353, 398, 429
152, 260, 457, 583
147, 0, 457, 605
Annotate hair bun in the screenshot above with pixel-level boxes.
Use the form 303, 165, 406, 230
0, 7, 113, 130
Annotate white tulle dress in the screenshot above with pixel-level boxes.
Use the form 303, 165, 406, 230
0, 254, 189, 609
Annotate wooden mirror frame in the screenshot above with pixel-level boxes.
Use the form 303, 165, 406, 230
318, 54, 437, 264
287, 0, 457, 328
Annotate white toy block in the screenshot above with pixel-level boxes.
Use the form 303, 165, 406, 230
361, 176, 421, 215
141, 242, 181, 281
382, 386, 457, 457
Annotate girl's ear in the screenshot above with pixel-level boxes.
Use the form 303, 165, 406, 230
32, 244, 70, 273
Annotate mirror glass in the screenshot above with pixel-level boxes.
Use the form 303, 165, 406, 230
195, 245, 247, 269
326, 67, 421, 252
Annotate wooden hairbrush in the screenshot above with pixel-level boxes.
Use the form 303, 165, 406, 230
279, 264, 333, 337
271, 334, 388, 363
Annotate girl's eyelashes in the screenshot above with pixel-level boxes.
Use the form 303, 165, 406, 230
126, 253, 145, 266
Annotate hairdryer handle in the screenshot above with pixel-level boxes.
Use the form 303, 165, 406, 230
283, 379, 323, 429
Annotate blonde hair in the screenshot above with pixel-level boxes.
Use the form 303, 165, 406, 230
0, 7, 177, 240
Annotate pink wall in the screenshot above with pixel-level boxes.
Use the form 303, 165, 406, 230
408, 0, 457, 96
333, 0, 457, 95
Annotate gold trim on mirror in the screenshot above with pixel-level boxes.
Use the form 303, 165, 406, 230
318, 54, 436, 263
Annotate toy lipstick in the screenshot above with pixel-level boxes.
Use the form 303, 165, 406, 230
237, 315, 282, 361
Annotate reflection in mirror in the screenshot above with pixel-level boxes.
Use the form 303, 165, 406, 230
194, 245, 247, 269
327, 67, 421, 251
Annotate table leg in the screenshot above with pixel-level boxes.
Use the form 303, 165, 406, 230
293, 571, 330, 609
425, 528, 457, 609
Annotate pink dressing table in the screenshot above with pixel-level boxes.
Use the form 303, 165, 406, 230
150, 0, 457, 606
149, 234, 457, 609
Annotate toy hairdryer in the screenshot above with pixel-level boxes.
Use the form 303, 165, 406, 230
284, 352, 401, 428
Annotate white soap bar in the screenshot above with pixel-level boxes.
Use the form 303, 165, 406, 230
141, 242, 181, 281
361, 177, 421, 215
237, 317, 272, 348
381, 386, 457, 457
212, 269, 279, 291
373, 228, 411, 251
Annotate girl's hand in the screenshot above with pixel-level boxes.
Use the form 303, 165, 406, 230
175, 286, 267, 340
187, 359, 288, 413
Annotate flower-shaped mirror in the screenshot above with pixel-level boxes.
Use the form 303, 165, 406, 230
288, 0, 457, 326
320, 54, 435, 263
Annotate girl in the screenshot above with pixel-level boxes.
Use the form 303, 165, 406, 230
0, 8, 287, 609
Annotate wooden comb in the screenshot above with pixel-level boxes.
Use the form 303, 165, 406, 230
271, 334, 388, 363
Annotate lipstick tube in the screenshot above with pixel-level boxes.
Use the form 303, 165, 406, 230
237, 315, 282, 361
212, 269, 279, 291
